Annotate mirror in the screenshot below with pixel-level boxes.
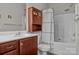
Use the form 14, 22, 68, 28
0, 3, 26, 31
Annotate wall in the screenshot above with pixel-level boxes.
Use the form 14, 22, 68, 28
0, 3, 26, 31
54, 13, 75, 43
47, 3, 75, 15
26, 3, 48, 10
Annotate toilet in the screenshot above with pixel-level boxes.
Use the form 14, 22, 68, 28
38, 43, 50, 55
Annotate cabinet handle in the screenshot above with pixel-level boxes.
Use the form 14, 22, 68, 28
6, 46, 13, 49
20, 42, 23, 46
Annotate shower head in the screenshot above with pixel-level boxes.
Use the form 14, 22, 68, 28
64, 3, 74, 12
64, 8, 70, 12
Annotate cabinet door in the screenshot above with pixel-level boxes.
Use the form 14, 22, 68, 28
37, 12, 42, 25
33, 11, 38, 24
28, 7, 42, 32
20, 36, 38, 55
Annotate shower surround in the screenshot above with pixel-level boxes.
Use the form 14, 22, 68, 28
54, 13, 75, 43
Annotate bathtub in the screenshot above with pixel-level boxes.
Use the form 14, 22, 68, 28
50, 42, 76, 55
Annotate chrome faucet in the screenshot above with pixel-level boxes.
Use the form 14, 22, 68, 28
16, 32, 21, 36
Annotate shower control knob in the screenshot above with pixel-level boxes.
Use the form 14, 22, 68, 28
58, 38, 61, 40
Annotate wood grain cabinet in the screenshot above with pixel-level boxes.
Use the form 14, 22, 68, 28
0, 40, 19, 55
0, 36, 38, 55
28, 7, 42, 32
3, 49, 18, 55
20, 36, 38, 55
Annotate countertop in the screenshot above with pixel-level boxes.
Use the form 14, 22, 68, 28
0, 33, 38, 43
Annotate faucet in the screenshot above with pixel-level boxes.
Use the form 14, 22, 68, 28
16, 32, 21, 36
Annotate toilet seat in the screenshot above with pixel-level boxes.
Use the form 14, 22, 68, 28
38, 44, 50, 52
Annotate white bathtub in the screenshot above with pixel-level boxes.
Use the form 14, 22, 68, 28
51, 42, 76, 55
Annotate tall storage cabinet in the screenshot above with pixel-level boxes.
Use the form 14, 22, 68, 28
28, 7, 42, 32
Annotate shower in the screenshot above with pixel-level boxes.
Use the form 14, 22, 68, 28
39, 3, 76, 55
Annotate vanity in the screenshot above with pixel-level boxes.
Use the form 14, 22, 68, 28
0, 34, 38, 55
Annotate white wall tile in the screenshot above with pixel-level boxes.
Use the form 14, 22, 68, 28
43, 13, 52, 22
41, 33, 51, 43
42, 23, 51, 32
52, 23, 54, 32
51, 33, 54, 43
47, 8, 53, 12
54, 13, 74, 43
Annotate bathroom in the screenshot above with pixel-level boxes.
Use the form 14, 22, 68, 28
0, 3, 79, 55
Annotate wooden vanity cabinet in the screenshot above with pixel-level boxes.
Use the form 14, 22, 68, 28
3, 49, 18, 55
28, 7, 42, 32
19, 36, 38, 55
0, 36, 38, 55
0, 40, 19, 55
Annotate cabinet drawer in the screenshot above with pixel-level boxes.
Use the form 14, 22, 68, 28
0, 40, 18, 54
3, 49, 18, 55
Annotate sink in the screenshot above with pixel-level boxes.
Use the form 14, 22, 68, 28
0, 34, 15, 39
0, 33, 37, 41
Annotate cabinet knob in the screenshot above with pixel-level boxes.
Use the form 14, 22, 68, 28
20, 42, 23, 46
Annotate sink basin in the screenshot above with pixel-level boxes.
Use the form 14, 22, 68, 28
0, 34, 15, 39
15, 33, 37, 37
0, 33, 37, 43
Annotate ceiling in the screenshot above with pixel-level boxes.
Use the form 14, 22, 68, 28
47, 3, 75, 15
